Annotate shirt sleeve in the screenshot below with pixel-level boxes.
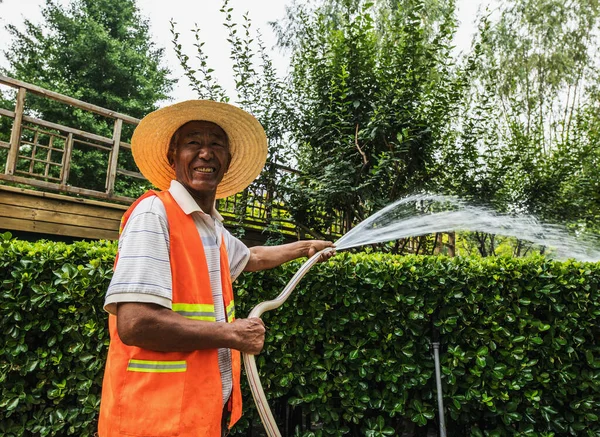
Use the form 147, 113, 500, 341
222, 228, 250, 282
104, 196, 173, 315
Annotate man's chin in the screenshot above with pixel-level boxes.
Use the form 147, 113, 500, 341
182, 181, 219, 197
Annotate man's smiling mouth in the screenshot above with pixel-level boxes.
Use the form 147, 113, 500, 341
193, 167, 215, 173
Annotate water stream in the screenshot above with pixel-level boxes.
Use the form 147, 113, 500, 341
334, 193, 600, 262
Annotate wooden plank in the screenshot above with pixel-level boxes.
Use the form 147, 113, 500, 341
17, 155, 61, 166
0, 188, 125, 220
72, 137, 113, 151
0, 75, 140, 125
0, 174, 136, 204
0, 184, 129, 210
0, 140, 10, 149
14, 170, 61, 182
106, 118, 122, 194
0, 216, 118, 240
448, 232, 456, 257
0, 203, 120, 231
0, 107, 15, 118
116, 168, 145, 179
21, 123, 67, 141
44, 135, 54, 177
5, 87, 26, 175
21, 139, 67, 151
22, 115, 113, 145
28, 129, 39, 174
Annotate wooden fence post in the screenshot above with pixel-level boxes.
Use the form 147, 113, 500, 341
60, 133, 74, 185
448, 232, 456, 257
106, 118, 122, 195
5, 87, 26, 175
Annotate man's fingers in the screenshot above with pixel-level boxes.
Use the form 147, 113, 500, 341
233, 317, 266, 355
317, 246, 336, 262
248, 317, 265, 327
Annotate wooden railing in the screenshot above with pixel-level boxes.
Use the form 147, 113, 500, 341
0, 75, 338, 239
0, 75, 142, 203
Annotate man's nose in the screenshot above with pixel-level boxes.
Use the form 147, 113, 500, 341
197, 144, 214, 159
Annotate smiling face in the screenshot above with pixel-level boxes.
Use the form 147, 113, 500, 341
168, 120, 232, 207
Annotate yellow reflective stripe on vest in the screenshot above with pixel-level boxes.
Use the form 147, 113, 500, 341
226, 301, 235, 321
172, 303, 216, 321
127, 359, 187, 373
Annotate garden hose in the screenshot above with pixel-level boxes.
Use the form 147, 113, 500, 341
242, 247, 448, 436
242, 248, 333, 437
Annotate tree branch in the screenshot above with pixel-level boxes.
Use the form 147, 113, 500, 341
355, 123, 368, 165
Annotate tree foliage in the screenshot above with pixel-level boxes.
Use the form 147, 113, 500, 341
438, 0, 600, 240
3, 0, 173, 125
283, 0, 468, 234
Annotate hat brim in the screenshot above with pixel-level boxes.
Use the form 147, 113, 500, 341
131, 100, 268, 199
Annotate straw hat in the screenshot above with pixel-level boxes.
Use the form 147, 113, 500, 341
131, 100, 268, 199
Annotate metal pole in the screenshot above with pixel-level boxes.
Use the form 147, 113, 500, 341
432, 333, 447, 437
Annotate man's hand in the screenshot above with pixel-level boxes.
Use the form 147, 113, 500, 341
307, 240, 336, 262
230, 317, 266, 355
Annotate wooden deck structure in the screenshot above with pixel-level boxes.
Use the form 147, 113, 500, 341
0, 184, 125, 240
0, 75, 325, 244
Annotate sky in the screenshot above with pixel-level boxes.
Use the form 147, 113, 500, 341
0, 0, 489, 106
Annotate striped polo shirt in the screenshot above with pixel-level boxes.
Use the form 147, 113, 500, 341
104, 180, 250, 405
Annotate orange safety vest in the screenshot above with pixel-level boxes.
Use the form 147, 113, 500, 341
98, 190, 242, 437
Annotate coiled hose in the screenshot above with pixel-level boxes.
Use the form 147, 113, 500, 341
242, 248, 333, 437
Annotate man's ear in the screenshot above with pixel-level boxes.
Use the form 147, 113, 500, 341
167, 148, 176, 169
167, 131, 179, 169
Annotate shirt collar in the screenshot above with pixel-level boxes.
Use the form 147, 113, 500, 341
168, 180, 224, 222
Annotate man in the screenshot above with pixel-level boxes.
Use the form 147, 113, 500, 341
98, 100, 334, 436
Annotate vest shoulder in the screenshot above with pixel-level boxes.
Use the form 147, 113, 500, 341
129, 195, 167, 221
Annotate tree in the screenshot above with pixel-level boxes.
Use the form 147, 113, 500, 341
282, 0, 467, 236
436, 0, 600, 254
2, 0, 174, 195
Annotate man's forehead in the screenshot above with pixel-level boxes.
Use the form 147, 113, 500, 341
177, 120, 227, 139
182, 129, 226, 138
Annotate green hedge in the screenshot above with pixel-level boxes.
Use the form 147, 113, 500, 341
1, 235, 599, 436
0, 236, 114, 436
